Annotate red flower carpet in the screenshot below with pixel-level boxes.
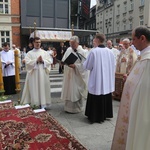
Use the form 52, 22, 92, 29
0, 100, 87, 150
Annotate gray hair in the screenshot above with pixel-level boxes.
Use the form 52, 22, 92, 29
70, 36, 79, 43
123, 38, 130, 43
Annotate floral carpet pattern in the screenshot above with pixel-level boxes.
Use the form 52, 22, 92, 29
0, 101, 87, 150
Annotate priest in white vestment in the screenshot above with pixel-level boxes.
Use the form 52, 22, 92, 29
116, 38, 137, 74
107, 40, 120, 66
112, 26, 150, 150
83, 33, 115, 123
61, 36, 88, 113
1, 42, 16, 95
21, 37, 52, 109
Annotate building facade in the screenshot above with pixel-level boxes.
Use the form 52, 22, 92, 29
96, 0, 150, 45
83, 5, 96, 47
20, 0, 96, 48
0, 0, 96, 48
21, 0, 70, 47
0, 0, 21, 48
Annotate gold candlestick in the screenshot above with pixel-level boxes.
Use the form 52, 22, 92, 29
0, 54, 4, 95
14, 50, 21, 104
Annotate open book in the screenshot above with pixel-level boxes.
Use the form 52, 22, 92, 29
62, 53, 78, 65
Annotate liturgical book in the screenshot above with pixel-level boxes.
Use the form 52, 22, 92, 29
63, 53, 78, 65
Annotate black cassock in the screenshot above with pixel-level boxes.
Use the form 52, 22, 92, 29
3, 75, 16, 95
85, 92, 113, 123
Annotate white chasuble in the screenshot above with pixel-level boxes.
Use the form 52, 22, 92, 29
112, 46, 150, 150
116, 47, 137, 74
1, 50, 15, 76
21, 48, 52, 108
61, 45, 88, 103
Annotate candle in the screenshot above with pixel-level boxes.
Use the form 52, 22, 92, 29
14, 50, 21, 91
0, 54, 4, 91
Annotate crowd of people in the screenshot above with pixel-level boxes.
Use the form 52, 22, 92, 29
0, 25, 150, 150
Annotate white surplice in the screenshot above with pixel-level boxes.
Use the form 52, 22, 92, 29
21, 48, 52, 108
1, 50, 15, 76
111, 46, 150, 150
61, 45, 88, 113
83, 46, 115, 95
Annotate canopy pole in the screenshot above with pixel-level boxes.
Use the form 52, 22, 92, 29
34, 20, 37, 38
71, 22, 74, 36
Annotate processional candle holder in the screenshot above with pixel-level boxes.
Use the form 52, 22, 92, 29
14, 50, 21, 104
0, 54, 5, 96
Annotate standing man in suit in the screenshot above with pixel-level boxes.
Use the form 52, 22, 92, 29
56, 42, 66, 73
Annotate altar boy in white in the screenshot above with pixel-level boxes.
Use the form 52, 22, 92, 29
21, 37, 52, 109
83, 33, 115, 123
1, 42, 16, 95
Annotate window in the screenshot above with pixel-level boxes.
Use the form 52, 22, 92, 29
0, 0, 9, 14
117, 5, 120, 15
87, 25, 89, 30
130, 0, 134, 10
106, 10, 108, 17
124, 2, 127, 12
117, 26, 119, 32
109, 27, 111, 33
91, 24, 93, 29
107, 0, 112, 4
124, 24, 126, 30
140, 0, 145, 6
129, 21, 132, 29
0, 31, 10, 45
139, 16, 144, 25
93, 22, 96, 29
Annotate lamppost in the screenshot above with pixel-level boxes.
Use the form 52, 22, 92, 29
105, 20, 111, 40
